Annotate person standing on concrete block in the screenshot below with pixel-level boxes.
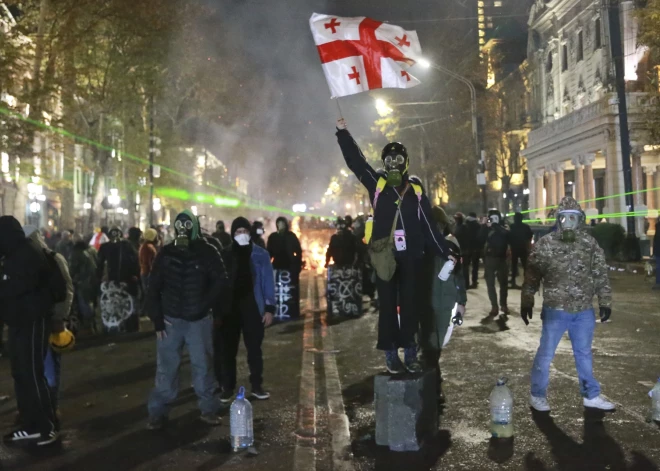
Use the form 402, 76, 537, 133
482, 209, 511, 317
335, 118, 452, 375
419, 207, 467, 403
522, 196, 615, 412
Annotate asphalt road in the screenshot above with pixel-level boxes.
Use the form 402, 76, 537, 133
1, 270, 659, 471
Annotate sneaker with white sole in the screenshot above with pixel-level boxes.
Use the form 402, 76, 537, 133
36, 429, 60, 446
583, 395, 616, 410
251, 387, 271, 400
3, 428, 40, 444
530, 395, 551, 412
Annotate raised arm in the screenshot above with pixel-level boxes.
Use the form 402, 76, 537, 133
335, 119, 379, 196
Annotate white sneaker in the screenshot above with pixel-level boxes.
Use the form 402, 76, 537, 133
530, 395, 551, 412
583, 395, 616, 410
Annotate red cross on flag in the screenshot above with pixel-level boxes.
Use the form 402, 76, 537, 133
309, 13, 422, 98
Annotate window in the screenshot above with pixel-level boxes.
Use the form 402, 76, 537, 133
594, 18, 602, 49
494, 1, 502, 6
562, 44, 568, 71
487, 22, 493, 28
478, 8, 484, 14
546, 52, 553, 73
577, 31, 584, 62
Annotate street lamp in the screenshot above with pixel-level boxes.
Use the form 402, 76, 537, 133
418, 58, 484, 211
375, 98, 393, 117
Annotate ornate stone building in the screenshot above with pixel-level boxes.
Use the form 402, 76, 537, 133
522, 0, 658, 235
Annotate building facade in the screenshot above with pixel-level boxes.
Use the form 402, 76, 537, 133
523, 0, 658, 235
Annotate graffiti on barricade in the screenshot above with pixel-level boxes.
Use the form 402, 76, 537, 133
100, 281, 135, 329
274, 269, 300, 321
327, 266, 362, 317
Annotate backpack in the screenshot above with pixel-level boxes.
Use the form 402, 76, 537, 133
44, 249, 67, 304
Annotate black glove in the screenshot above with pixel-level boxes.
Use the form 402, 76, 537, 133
521, 306, 533, 325
599, 306, 612, 323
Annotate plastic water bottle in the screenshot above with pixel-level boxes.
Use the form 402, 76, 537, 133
438, 259, 455, 281
490, 377, 513, 438
651, 378, 660, 421
230, 386, 254, 451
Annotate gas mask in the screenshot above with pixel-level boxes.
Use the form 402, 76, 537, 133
109, 227, 122, 242
383, 154, 407, 187
234, 233, 250, 246
381, 142, 409, 187
557, 210, 582, 243
174, 216, 194, 247
489, 215, 500, 225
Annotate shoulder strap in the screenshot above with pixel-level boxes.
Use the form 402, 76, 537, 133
373, 177, 387, 208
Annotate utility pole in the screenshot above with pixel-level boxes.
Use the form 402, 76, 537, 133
148, 95, 155, 227
607, 0, 635, 236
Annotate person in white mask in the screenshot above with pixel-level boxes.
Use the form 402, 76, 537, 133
218, 217, 275, 403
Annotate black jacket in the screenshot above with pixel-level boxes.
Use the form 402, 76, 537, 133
147, 238, 228, 330
96, 239, 140, 294
336, 129, 448, 259
326, 230, 358, 267
482, 224, 511, 258
509, 222, 534, 251
212, 231, 232, 249
455, 217, 482, 253
267, 218, 303, 273
0, 216, 53, 325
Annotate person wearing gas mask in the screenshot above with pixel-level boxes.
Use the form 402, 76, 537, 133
335, 118, 451, 374
212, 220, 232, 249
96, 226, 140, 332
482, 209, 511, 317
251, 220, 266, 249
218, 217, 275, 403
521, 196, 614, 412
145, 210, 228, 430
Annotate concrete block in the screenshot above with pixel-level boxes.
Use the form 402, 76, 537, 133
374, 370, 438, 452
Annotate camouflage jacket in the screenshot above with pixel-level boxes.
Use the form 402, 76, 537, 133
521, 229, 611, 312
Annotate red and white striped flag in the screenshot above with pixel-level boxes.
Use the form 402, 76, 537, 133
309, 13, 422, 98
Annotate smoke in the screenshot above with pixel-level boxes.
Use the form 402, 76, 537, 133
164, 0, 477, 212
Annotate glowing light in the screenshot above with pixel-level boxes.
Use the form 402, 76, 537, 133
191, 205, 198, 216
375, 98, 393, 117
36, 194, 46, 201
418, 58, 431, 69
108, 188, 121, 206
83, 202, 92, 210
292, 203, 307, 213
153, 198, 162, 212
345, 203, 352, 209
29, 202, 41, 213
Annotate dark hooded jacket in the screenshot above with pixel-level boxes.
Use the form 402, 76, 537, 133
147, 210, 229, 330
251, 221, 266, 249
267, 217, 303, 272
336, 129, 448, 259
326, 228, 358, 267
509, 213, 534, 251
212, 223, 232, 249
0, 216, 53, 325
96, 232, 140, 295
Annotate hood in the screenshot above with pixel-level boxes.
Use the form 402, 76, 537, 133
127, 227, 142, 242
557, 196, 582, 213
231, 217, 251, 237
276, 217, 289, 231
25, 227, 48, 250
176, 209, 201, 241
0, 216, 26, 256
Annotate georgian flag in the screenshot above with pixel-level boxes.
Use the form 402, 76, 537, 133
309, 13, 422, 98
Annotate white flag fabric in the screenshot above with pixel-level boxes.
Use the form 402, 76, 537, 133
309, 13, 422, 98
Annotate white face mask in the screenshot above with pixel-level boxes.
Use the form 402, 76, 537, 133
256, 228, 264, 235
234, 234, 250, 246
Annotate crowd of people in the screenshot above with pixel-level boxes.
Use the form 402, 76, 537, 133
0, 210, 306, 445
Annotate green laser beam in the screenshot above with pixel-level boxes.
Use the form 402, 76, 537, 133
0, 104, 318, 216
522, 208, 658, 224
507, 186, 660, 217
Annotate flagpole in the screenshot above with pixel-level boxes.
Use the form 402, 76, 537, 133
334, 97, 344, 119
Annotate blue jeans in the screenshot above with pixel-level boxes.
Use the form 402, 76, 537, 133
531, 307, 600, 400
147, 315, 220, 419
44, 347, 61, 409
